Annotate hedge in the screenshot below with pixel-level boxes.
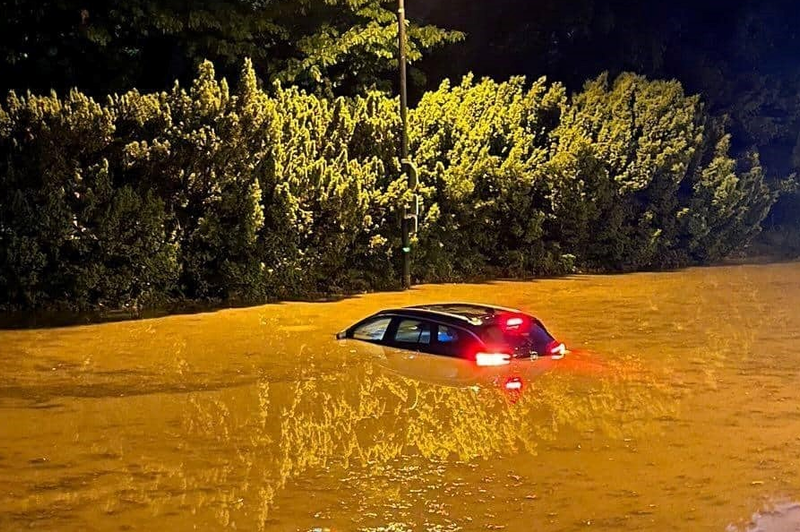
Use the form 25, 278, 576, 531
0, 61, 775, 310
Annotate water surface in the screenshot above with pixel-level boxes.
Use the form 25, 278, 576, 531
2, 263, 800, 531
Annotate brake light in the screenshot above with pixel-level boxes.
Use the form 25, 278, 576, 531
502, 314, 528, 335
475, 352, 511, 366
549, 342, 566, 356
505, 317, 524, 328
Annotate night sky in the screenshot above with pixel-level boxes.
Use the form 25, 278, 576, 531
418, 0, 800, 87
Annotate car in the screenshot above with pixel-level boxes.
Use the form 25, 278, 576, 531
335, 303, 566, 366
373, 344, 561, 399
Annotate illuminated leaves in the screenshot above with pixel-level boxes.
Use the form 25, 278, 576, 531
0, 62, 775, 310
546, 72, 775, 270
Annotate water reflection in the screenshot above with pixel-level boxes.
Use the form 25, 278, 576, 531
175, 345, 675, 530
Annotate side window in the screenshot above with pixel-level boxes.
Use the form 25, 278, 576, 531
529, 322, 555, 354
437, 325, 460, 344
352, 317, 392, 341
392, 319, 432, 345
434, 325, 469, 357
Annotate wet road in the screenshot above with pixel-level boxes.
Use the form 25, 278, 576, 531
2, 262, 800, 531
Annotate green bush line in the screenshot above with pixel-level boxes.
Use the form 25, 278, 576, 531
0, 60, 776, 311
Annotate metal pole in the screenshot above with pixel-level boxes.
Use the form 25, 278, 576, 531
398, 0, 411, 289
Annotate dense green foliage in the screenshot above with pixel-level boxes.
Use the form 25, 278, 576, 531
422, 0, 800, 239
411, 73, 774, 279
0, 62, 775, 310
0, 0, 462, 96
3, 0, 798, 247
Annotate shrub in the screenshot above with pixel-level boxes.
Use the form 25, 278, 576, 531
0, 63, 777, 311
0, 90, 178, 309
545, 73, 774, 270
410, 75, 569, 279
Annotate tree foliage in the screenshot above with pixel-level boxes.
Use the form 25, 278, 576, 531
421, 0, 799, 232
549, 74, 774, 268
0, 0, 463, 96
410, 72, 774, 279
0, 62, 776, 310
410, 75, 567, 278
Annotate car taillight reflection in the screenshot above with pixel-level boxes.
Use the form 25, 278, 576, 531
475, 352, 511, 366
503, 376, 525, 404
504, 376, 523, 390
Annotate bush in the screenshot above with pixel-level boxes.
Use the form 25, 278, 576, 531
0, 63, 777, 311
411, 75, 569, 279
546, 73, 774, 270
0, 90, 179, 309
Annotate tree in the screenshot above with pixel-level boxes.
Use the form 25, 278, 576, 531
547, 72, 774, 269
419, 0, 800, 236
0, 0, 463, 96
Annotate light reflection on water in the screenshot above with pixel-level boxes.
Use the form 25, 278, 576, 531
1, 262, 800, 530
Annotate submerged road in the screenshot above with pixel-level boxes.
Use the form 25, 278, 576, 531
2, 262, 800, 531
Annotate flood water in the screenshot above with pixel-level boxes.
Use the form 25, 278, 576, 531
2, 262, 800, 531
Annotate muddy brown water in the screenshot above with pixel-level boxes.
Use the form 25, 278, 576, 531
2, 263, 800, 531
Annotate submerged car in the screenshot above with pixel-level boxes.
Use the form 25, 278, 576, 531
373, 342, 561, 398
335, 303, 566, 366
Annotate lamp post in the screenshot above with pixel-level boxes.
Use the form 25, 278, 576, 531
397, 0, 416, 289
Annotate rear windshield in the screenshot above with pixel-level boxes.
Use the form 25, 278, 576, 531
481, 320, 554, 354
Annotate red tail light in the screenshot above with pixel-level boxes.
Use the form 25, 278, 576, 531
505, 317, 524, 328
547, 341, 566, 357
475, 352, 511, 366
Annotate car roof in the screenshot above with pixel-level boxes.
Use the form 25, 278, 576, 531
374, 302, 524, 328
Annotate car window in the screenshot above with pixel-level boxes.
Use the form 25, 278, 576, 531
393, 319, 432, 345
527, 321, 555, 353
437, 325, 460, 344
481, 324, 505, 345
352, 317, 392, 341
433, 324, 471, 357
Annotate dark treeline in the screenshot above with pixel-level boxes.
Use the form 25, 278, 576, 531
0, 0, 462, 97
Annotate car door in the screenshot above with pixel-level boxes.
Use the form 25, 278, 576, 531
380, 321, 479, 385
386, 317, 434, 354
430, 323, 476, 358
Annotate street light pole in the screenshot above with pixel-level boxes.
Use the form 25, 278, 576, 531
398, 0, 412, 289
